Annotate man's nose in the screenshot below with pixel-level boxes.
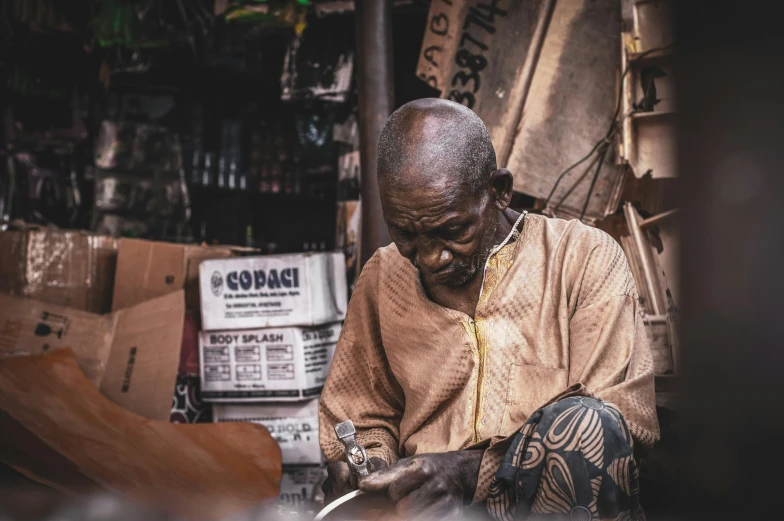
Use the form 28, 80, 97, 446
416, 240, 453, 272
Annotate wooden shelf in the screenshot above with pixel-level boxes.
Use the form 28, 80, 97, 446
628, 47, 675, 64
630, 109, 676, 120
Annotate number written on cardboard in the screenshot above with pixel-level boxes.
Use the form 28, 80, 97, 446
447, 1, 508, 109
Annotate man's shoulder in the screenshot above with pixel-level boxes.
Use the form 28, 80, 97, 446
364, 243, 408, 271
529, 213, 617, 256
529, 214, 631, 301
355, 243, 416, 288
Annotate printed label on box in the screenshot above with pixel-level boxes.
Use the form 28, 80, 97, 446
199, 323, 341, 402
213, 400, 323, 465
267, 344, 294, 362
235, 345, 261, 362
204, 346, 229, 363
204, 365, 231, 382
278, 466, 327, 512
199, 253, 347, 330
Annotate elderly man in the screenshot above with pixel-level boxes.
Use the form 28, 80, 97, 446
319, 99, 659, 521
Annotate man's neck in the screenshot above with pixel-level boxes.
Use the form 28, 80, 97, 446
493, 208, 521, 246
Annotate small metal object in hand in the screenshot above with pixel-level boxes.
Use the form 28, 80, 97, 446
334, 419, 370, 478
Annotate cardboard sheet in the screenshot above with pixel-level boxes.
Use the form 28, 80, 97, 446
0, 291, 184, 420
111, 238, 237, 313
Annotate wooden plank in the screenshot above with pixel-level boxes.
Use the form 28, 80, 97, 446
416, 0, 546, 153
643, 320, 673, 374
416, 0, 469, 93
416, 0, 624, 221
506, 0, 624, 220
655, 211, 679, 307
620, 234, 653, 313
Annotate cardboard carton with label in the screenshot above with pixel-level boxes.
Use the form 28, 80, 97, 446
278, 465, 327, 514
112, 238, 249, 313
0, 291, 184, 420
198, 252, 347, 331
213, 398, 322, 465
199, 323, 341, 402
0, 226, 118, 314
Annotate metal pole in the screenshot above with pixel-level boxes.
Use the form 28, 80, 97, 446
356, 0, 394, 267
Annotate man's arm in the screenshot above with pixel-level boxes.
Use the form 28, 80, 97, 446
472, 229, 660, 505
318, 254, 405, 498
566, 231, 660, 449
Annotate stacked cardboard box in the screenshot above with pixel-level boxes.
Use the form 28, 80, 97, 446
198, 252, 347, 514
0, 225, 118, 313
109, 238, 251, 424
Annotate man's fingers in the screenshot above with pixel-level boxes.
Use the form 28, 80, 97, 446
360, 457, 430, 496
394, 485, 433, 519
398, 490, 461, 521
324, 461, 354, 504
331, 462, 352, 483
414, 498, 462, 521
384, 465, 428, 503
369, 456, 389, 473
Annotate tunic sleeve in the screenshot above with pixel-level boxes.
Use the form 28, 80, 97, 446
567, 232, 660, 449
318, 253, 406, 465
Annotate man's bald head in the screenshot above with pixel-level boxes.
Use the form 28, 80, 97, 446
377, 99, 497, 192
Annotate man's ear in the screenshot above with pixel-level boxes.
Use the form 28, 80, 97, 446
489, 168, 514, 210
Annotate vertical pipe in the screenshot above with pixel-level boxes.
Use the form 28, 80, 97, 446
355, 0, 394, 267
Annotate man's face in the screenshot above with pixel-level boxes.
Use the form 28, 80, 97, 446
381, 179, 499, 288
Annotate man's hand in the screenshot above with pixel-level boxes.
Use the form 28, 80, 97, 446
322, 457, 388, 504
357, 450, 483, 521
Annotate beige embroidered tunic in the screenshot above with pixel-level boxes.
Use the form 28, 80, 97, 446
319, 213, 659, 500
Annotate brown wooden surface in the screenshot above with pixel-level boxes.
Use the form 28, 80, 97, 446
416, 0, 543, 154
0, 349, 282, 519
506, 0, 624, 220
0, 291, 186, 421
417, 0, 624, 221
0, 410, 100, 495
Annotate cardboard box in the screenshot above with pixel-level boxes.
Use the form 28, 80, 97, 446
278, 465, 327, 514
0, 226, 118, 313
213, 399, 321, 465
199, 323, 341, 402
0, 291, 184, 420
111, 238, 247, 313
199, 252, 347, 331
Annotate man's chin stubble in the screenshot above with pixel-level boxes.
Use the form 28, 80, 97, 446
443, 265, 478, 287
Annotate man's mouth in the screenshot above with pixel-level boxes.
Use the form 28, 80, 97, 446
428, 264, 464, 283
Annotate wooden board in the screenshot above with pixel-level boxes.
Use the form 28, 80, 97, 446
416, 0, 545, 154
643, 320, 674, 375
0, 410, 100, 495
506, 0, 624, 220
417, 0, 625, 221
0, 349, 282, 519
